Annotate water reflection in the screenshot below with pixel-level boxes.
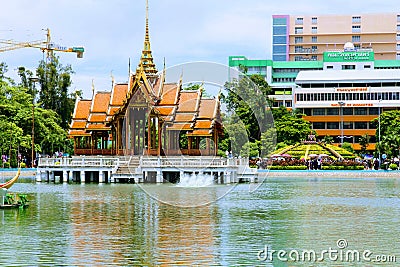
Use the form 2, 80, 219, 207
0, 178, 400, 266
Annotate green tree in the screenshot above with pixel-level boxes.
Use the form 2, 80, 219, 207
240, 141, 259, 158
0, 63, 67, 164
222, 74, 272, 142
323, 135, 334, 145
274, 115, 313, 145
36, 56, 75, 129
359, 133, 370, 156
260, 128, 277, 158
372, 110, 400, 158
341, 142, 354, 153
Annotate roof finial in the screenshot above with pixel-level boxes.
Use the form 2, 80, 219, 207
91, 79, 95, 98
138, 0, 157, 75
145, 0, 149, 43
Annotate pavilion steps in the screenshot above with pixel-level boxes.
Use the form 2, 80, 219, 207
111, 156, 142, 183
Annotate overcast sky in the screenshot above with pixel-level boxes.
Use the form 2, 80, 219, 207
0, 0, 398, 98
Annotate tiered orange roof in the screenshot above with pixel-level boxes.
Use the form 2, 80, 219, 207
68, 100, 92, 137
86, 92, 111, 131
69, 73, 222, 138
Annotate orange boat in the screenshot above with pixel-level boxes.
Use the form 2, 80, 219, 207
0, 169, 21, 189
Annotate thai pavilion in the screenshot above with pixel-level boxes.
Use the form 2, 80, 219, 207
68, 4, 223, 157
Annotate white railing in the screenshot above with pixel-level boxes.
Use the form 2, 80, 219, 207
38, 157, 119, 168
140, 156, 249, 168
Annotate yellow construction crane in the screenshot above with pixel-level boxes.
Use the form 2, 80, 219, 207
0, 28, 84, 59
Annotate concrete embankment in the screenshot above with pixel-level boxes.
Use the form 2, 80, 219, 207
259, 170, 400, 178
0, 169, 36, 178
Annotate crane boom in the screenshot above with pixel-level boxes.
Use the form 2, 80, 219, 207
0, 28, 84, 58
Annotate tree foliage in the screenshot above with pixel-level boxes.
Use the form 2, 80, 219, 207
271, 106, 312, 145
222, 74, 272, 142
36, 56, 75, 129
372, 110, 400, 158
0, 63, 69, 166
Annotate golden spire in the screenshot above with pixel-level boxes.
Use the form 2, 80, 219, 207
138, 0, 157, 75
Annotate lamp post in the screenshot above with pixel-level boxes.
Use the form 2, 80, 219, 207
29, 77, 39, 167
378, 98, 382, 167
338, 101, 345, 146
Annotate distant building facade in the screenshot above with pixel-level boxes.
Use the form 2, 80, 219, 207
272, 13, 400, 62
229, 45, 400, 150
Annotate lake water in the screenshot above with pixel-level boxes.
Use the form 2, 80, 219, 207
1, 177, 400, 266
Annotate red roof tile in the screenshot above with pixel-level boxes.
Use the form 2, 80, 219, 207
177, 91, 199, 112
194, 120, 212, 129
198, 99, 216, 119
92, 92, 111, 113
68, 130, 91, 136
110, 84, 128, 106
74, 100, 92, 119
155, 106, 174, 116
71, 121, 87, 129
174, 113, 194, 122
159, 84, 179, 105
88, 114, 107, 122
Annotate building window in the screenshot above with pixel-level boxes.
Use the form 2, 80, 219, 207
342, 65, 356, 70
312, 36, 317, 43
311, 27, 317, 34
327, 108, 339, 115
343, 108, 353, 115
397, 25, 400, 31
397, 15, 400, 22
354, 44, 361, 50
327, 122, 339, 129
295, 27, 303, 34
311, 55, 317, 61
295, 37, 303, 44
354, 108, 367, 115
352, 25, 361, 33
369, 107, 379, 115
312, 17, 318, 24
273, 17, 287, 25
312, 108, 325, 116
397, 53, 400, 60
295, 45, 303, 52
397, 44, 400, 51
313, 122, 325, 129
327, 65, 334, 69
311, 45, 317, 51
397, 34, 400, 41
352, 35, 361, 42
296, 17, 304, 25
352, 16, 361, 23
364, 65, 371, 69
343, 122, 354, 129
355, 122, 368, 129
285, 101, 292, 107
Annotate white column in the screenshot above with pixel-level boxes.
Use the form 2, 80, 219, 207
63, 170, 68, 183
36, 170, 42, 182
156, 170, 163, 183
99, 171, 105, 183
80, 170, 85, 183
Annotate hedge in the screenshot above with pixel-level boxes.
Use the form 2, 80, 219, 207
322, 165, 364, 170
269, 165, 308, 170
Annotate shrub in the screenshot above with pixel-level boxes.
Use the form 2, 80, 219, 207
269, 165, 307, 170
3, 162, 10, 168
20, 162, 26, 168
389, 163, 398, 170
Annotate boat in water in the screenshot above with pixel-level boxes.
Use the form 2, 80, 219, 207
0, 169, 20, 189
